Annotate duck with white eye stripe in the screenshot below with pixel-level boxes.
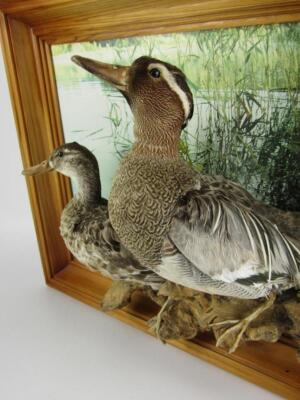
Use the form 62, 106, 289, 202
72, 55, 300, 353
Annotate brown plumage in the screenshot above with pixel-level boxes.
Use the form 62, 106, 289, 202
72, 55, 300, 351
22, 142, 164, 291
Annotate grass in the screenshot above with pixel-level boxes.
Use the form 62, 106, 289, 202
53, 22, 300, 211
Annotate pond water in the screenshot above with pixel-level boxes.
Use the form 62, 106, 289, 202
53, 23, 300, 210
57, 81, 127, 198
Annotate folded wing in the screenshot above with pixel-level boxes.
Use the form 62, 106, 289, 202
158, 176, 300, 298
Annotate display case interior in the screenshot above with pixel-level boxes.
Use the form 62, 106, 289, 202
1, 1, 300, 397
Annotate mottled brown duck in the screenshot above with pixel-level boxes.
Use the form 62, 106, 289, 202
22, 142, 164, 296
72, 55, 300, 352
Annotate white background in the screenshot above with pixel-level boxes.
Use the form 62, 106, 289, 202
0, 47, 279, 400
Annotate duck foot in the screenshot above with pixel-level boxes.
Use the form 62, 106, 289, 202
101, 280, 141, 311
213, 293, 276, 353
148, 297, 174, 342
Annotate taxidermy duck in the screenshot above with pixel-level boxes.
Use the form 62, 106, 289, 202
22, 142, 164, 297
72, 55, 300, 352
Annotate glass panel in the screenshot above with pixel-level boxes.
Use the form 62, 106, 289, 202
52, 23, 300, 210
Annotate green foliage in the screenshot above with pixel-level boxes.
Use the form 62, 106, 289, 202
53, 22, 300, 211
255, 95, 300, 210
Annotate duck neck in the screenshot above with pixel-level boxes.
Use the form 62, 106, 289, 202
132, 115, 182, 159
73, 168, 102, 207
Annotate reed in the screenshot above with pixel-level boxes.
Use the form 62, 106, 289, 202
53, 22, 300, 211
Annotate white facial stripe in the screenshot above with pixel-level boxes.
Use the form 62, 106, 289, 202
148, 63, 190, 120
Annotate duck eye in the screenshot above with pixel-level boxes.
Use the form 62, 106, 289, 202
149, 68, 160, 78
57, 151, 63, 158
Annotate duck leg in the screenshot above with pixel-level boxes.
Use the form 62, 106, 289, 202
101, 281, 141, 311
149, 297, 174, 341
212, 293, 276, 353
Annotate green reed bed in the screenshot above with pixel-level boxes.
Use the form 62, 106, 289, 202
53, 22, 300, 211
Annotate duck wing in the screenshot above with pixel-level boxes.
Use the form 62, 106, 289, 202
158, 176, 300, 298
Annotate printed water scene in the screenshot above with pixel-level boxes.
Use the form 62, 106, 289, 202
52, 23, 300, 211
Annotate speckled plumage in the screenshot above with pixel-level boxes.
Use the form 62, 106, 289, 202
110, 153, 300, 299
109, 153, 196, 267
23, 142, 164, 289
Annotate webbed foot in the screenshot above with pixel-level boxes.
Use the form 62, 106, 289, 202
212, 293, 276, 353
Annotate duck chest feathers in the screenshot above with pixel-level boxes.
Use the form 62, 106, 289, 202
109, 154, 197, 267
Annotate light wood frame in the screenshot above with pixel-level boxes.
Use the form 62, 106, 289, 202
1, 1, 300, 397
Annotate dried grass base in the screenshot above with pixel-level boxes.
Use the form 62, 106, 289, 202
101, 280, 300, 357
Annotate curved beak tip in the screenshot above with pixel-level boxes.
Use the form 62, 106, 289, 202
71, 54, 129, 92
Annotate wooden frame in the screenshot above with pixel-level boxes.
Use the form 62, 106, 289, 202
1, 1, 300, 397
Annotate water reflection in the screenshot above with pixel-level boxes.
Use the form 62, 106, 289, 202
57, 81, 131, 198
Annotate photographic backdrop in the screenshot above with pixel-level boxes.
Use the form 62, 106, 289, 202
53, 23, 300, 211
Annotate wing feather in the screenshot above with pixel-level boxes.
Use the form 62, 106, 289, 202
167, 178, 300, 293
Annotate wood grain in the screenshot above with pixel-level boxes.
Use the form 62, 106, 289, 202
1, 2, 300, 397
42, 13, 300, 45
38, 40, 73, 206
1, 1, 300, 43
39, 12, 300, 45
0, 15, 71, 277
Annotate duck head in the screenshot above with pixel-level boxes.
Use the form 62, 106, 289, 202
72, 55, 194, 156
22, 142, 98, 178
22, 142, 101, 203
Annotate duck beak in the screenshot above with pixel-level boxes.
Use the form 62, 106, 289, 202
71, 55, 129, 93
22, 160, 53, 176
